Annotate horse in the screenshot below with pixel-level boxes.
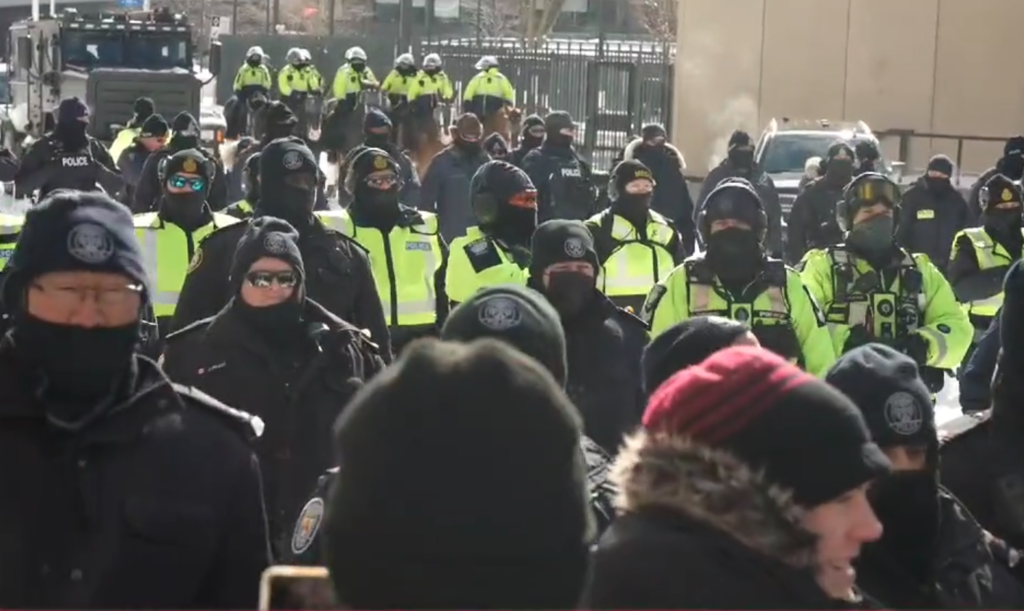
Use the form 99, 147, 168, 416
319, 87, 388, 198
407, 103, 453, 180
481, 106, 522, 143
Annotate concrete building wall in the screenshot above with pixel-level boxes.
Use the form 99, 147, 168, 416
674, 0, 1024, 175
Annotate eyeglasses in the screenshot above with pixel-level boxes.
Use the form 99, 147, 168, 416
169, 175, 206, 192
624, 180, 654, 194
30, 282, 143, 312
526, 126, 545, 137
245, 271, 299, 289
508, 190, 538, 209
365, 173, 398, 189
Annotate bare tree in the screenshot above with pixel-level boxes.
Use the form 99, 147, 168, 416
460, 0, 520, 38
629, 0, 677, 41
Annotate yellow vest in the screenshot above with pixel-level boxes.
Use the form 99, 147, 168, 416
109, 127, 140, 161
588, 210, 676, 297
134, 212, 240, 317
446, 226, 529, 303
954, 226, 1020, 317
683, 255, 790, 327
327, 209, 444, 327
0, 213, 25, 270
823, 246, 924, 340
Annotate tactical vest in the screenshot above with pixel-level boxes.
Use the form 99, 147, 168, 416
0, 213, 24, 270
134, 212, 240, 317
45, 144, 99, 196
823, 246, 924, 341
591, 210, 675, 298
955, 227, 1020, 317
447, 226, 529, 303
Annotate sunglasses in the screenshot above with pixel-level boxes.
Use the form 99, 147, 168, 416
169, 175, 206, 192
365, 174, 398, 189
244, 271, 299, 289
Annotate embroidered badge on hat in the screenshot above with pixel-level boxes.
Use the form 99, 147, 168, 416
373, 155, 388, 170
477, 295, 521, 331
884, 391, 923, 436
182, 157, 198, 173
290, 497, 324, 555
282, 150, 303, 171
264, 233, 289, 254
1003, 188, 1014, 202
67, 223, 114, 264
564, 237, 585, 258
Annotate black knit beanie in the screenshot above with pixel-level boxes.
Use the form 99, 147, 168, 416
229, 216, 305, 293
529, 219, 599, 278
441, 284, 567, 386
642, 316, 750, 394
324, 338, 592, 609
825, 343, 935, 450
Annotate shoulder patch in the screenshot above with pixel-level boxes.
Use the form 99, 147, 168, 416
939, 410, 991, 447
464, 238, 502, 273
171, 382, 265, 440
186, 246, 203, 273
614, 306, 650, 331
290, 497, 325, 556
641, 284, 667, 324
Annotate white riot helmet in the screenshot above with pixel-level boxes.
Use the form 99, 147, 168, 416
286, 47, 302, 65
298, 48, 312, 62
246, 46, 265, 61
423, 53, 442, 69
474, 55, 498, 70
345, 46, 367, 61
395, 53, 415, 68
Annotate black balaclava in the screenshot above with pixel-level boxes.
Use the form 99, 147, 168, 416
641, 123, 667, 149
825, 344, 939, 583
259, 101, 299, 147
244, 152, 262, 206
452, 113, 484, 155
609, 158, 654, 228
54, 97, 90, 151
159, 148, 213, 232
726, 129, 755, 174
229, 216, 306, 347
246, 52, 261, 67
362, 108, 393, 150
822, 141, 856, 187
1, 192, 151, 429
981, 173, 1024, 258
473, 160, 537, 247
543, 111, 575, 149
700, 179, 765, 288
348, 148, 402, 230
923, 154, 954, 194
130, 96, 155, 129
528, 220, 601, 320
484, 133, 509, 160
169, 111, 200, 150
258, 137, 318, 231
519, 114, 545, 151
997, 136, 1024, 181
855, 140, 880, 175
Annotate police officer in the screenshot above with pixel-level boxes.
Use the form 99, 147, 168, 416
134, 149, 240, 339
0, 191, 269, 608
330, 148, 447, 353
161, 217, 384, 550
224, 151, 261, 219
135, 112, 228, 214
854, 140, 881, 175
642, 178, 836, 376
521, 111, 597, 222
786, 140, 856, 265
446, 160, 537, 305
419, 112, 491, 244
381, 53, 419, 150
896, 154, 974, 274
586, 159, 685, 313
948, 174, 1022, 342
171, 137, 392, 360
827, 344, 1024, 608
347, 108, 420, 205
15, 97, 123, 200
970, 136, 1024, 219
799, 172, 972, 389
296, 49, 325, 94
228, 46, 272, 140
0, 212, 24, 268
407, 53, 454, 132
277, 48, 318, 108
330, 46, 379, 112
509, 113, 544, 168
528, 220, 649, 452
116, 114, 168, 206
461, 55, 515, 118
109, 96, 155, 161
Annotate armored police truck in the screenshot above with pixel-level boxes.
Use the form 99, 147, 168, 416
4, 7, 224, 155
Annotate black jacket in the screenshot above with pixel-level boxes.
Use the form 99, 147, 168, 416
969, 167, 1002, 220
521, 144, 598, 223
584, 433, 869, 609
785, 176, 847, 265
560, 293, 649, 453
15, 134, 122, 200
417, 146, 490, 244
947, 229, 1020, 312
161, 299, 384, 548
134, 145, 228, 214
698, 160, 782, 258
0, 345, 270, 609
169, 216, 393, 361
856, 486, 1024, 608
897, 178, 974, 273
621, 138, 698, 252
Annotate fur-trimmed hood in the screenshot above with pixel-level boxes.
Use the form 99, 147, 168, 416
623, 137, 686, 174
612, 430, 818, 567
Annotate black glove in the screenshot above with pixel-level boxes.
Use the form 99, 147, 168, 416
751, 324, 801, 362
896, 332, 929, 365
843, 324, 873, 353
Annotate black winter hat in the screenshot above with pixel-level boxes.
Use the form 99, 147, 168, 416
1004, 136, 1024, 158
483, 132, 508, 157
642, 315, 750, 394
471, 159, 535, 203
229, 216, 305, 292
363, 107, 392, 133
611, 159, 655, 197
926, 154, 953, 176
260, 137, 317, 180
825, 140, 855, 165
57, 97, 89, 124
645, 346, 891, 507
349, 147, 398, 179
139, 114, 169, 138
530, 219, 599, 276
162, 148, 212, 182
170, 111, 199, 136
522, 113, 544, 131
441, 284, 567, 386
324, 338, 592, 610
854, 139, 880, 161
1, 191, 151, 310
641, 123, 666, 141
981, 173, 1023, 211
728, 129, 753, 149
264, 101, 298, 127
133, 97, 155, 120
544, 110, 574, 134
825, 343, 935, 449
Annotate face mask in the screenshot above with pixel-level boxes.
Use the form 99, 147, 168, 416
14, 314, 139, 413
983, 208, 1022, 229
56, 121, 88, 148
351, 62, 365, 72
866, 470, 939, 562
164, 191, 206, 217
521, 129, 543, 148
859, 160, 877, 173
544, 271, 595, 318
247, 58, 261, 67
261, 179, 315, 228
547, 133, 573, 147
728, 149, 754, 170
365, 134, 390, 148
1002, 156, 1024, 179
170, 135, 199, 151
705, 227, 762, 276
924, 177, 950, 192
490, 206, 536, 246
846, 214, 894, 253
234, 299, 305, 345
614, 192, 651, 217
425, 67, 440, 76
455, 138, 482, 153
826, 159, 854, 184
353, 185, 401, 226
